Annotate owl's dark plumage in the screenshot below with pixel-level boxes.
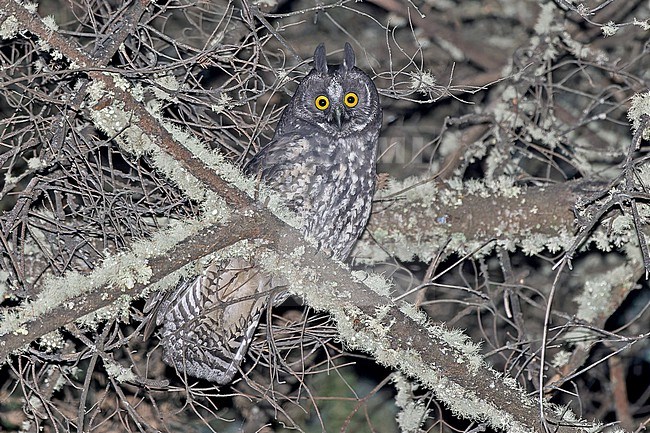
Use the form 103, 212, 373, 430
150, 43, 382, 384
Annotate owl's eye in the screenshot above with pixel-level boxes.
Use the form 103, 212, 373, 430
344, 92, 359, 108
315, 95, 330, 110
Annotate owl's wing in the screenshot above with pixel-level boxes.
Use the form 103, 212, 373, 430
151, 258, 276, 384
245, 134, 323, 214
245, 133, 311, 179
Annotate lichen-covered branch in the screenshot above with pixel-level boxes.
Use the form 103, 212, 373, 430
0, 215, 262, 358
356, 178, 608, 263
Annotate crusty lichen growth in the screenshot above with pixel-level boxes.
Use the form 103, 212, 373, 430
152, 73, 181, 102
86, 72, 296, 231
601, 21, 618, 37
0, 15, 19, 39
393, 373, 430, 433
8, 59, 300, 341
87, 76, 208, 203
103, 358, 137, 383
576, 245, 641, 324
87, 71, 303, 230
79, 294, 133, 330
628, 90, 650, 140
398, 302, 484, 373
409, 69, 437, 95
533, 2, 563, 35
42, 15, 58, 32
87, 80, 156, 157
351, 270, 392, 297
38, 330, 65, 353
149, 149, 209, 203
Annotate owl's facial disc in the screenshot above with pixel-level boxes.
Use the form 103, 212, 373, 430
309, 79, 350, 132
292, 65, 378, 137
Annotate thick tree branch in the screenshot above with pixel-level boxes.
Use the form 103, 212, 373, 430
358, 179, 607, 262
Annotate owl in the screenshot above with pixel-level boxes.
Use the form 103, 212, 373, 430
148, 43, 382, 384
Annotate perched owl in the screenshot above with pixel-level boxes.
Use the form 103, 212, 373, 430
148, 43, 382, 384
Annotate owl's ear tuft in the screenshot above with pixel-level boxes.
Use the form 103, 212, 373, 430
342, 42, 355, 72
314, 43, 327, 74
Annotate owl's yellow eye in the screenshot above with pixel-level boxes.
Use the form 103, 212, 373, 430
315, 95, 330, 110
344, 92, 359, 108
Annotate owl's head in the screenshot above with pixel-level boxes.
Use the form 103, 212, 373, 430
279, 43, 382, 138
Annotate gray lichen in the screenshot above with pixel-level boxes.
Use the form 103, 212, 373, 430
628, 91, 650, 140
87, 80, 156, 158
254, 245, 557, 433
357, 176, 576, 264
103, 358, 137, 383
0, 15, 19, 39
394, 373, 430, 433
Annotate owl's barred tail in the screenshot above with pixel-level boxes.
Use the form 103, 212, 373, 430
159, 276, 262, 384
150, 259, 275, 384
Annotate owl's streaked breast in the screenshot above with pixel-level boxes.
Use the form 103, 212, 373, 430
247, 127, 379, 260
